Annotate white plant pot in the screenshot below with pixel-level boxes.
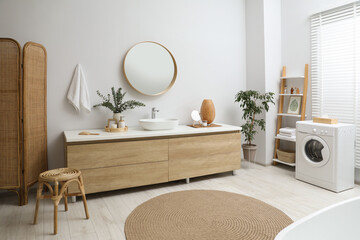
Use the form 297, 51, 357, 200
113, 113, 122, 122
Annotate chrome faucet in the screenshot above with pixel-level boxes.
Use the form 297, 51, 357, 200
151, 107, 159, 119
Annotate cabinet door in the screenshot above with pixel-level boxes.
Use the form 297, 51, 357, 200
68, 161, 168, 194
67, 139, 168, 169
169, 133, 241, 181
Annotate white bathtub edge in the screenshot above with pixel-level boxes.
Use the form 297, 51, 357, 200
275, 196, 360, 240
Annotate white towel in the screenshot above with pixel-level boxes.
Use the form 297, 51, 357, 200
67, 64, 91, 112
279, 127, 296, 134
278, 132, 296, 137
277, 133, 296, 139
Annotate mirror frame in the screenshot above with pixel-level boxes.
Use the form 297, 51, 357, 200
123, 41, 178, 96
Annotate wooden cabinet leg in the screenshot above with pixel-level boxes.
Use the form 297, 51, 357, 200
185, 178, 190, 184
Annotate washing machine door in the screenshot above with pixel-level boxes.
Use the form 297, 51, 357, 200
301, 135, 330, 167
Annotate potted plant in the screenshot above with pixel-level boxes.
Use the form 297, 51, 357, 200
93, 87, 145, 121
235, 90, 275, 162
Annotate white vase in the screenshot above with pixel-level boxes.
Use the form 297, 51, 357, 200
113, 113, 122, 122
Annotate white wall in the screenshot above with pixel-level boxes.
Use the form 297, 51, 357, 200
0, 0, 246, 169
245, 0, 266, 164
264, 0, 282, 165
245, 0, 281, 165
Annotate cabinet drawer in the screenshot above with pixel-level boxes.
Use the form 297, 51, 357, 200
169, 133, 241, 181
68, 161, 168, 194
67, 139, 168, 169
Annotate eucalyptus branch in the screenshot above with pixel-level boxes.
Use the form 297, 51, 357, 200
96, 90, 110, 102
93, 87, 146, 113
111, 87, 117, 108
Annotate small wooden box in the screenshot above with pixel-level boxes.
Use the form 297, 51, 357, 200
105, 126, 128, 132
313, 117, 338, 124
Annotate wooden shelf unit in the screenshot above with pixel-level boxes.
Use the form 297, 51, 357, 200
273, 64, 309, 167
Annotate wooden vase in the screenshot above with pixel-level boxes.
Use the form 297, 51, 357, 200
200, 99, 215, 124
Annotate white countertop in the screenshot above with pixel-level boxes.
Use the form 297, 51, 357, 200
64, 124, 241, 143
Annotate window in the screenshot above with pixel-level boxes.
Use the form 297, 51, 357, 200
311, 2, 360, 167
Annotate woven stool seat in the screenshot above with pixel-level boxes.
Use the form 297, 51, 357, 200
39, 168, 81, 182
33, 168, 89, 235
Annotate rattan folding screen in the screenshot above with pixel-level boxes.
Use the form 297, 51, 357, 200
0, 39, 21, 198
0, 38, 47, 205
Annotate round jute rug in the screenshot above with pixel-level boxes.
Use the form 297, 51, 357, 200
125, 190, 293, 240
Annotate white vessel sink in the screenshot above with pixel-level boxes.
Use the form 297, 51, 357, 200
139, 118, 179, 131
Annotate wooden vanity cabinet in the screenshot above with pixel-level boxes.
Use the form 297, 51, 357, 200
65, 131, 241, 195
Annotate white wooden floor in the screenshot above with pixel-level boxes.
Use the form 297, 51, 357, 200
1, 162, 360, 240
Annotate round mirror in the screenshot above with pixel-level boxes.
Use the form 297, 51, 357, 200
123, 41, 177, 96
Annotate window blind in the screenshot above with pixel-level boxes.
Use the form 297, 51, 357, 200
311, 1, 360, 168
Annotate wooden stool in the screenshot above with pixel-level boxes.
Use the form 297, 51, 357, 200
33, 168, 90, 234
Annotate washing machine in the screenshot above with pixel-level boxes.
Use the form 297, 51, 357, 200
296, 120, 355, 192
